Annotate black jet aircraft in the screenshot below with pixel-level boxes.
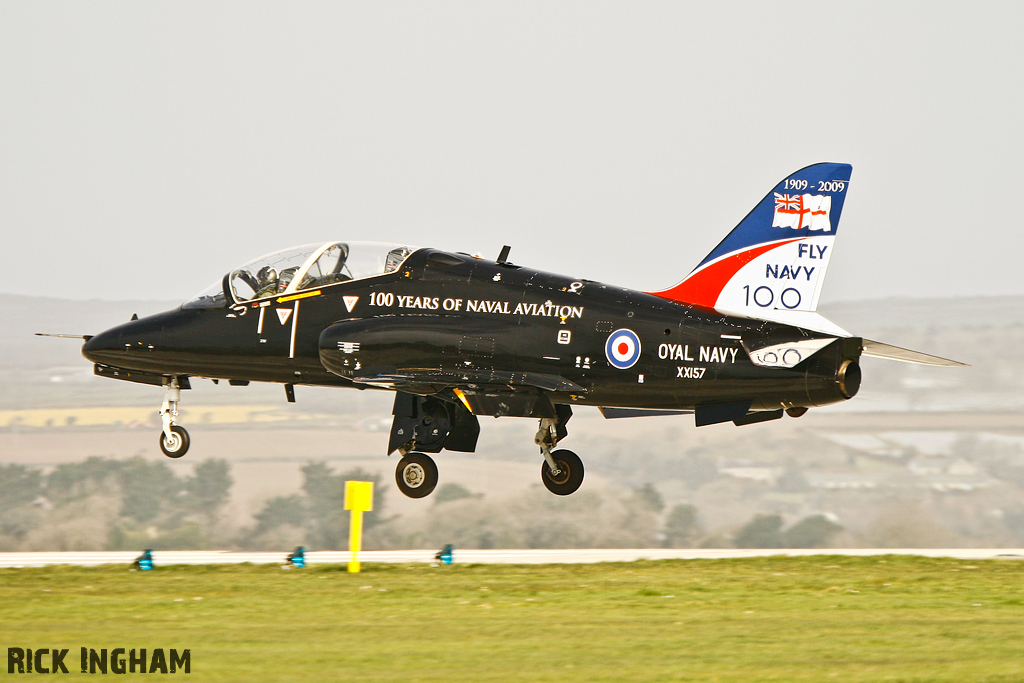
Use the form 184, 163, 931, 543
56, 163, 963, 499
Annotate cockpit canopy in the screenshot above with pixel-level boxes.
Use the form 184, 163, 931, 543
183, 241, 417, 309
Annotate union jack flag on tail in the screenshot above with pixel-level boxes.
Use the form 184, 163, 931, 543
772, 193, 832, 231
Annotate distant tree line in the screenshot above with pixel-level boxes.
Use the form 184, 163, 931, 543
8, 458, 973, 553
0, 458, 231, 551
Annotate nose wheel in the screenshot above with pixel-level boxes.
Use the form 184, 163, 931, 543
535, 409, 583, 495
395, 452, 438, 498
160, 425, 190, 458
158, 377, 190, 458
540, 449, 584, 495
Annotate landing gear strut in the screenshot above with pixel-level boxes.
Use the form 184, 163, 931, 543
159, 377, 190, 458
535, 405, 583, 495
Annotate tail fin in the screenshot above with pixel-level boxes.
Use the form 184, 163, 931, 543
649, 162, 853, 318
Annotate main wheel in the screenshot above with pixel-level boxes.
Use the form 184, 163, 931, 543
159, 425, 190, 458
541, 449, 584, 495
396, 452, 438, 498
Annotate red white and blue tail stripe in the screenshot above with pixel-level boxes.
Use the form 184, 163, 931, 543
649, 163, 853, 316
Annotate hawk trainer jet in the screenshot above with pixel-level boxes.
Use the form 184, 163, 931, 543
63, 163, 962, 498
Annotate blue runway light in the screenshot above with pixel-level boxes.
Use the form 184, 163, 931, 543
134, 549, 153, 571
435, 544, 454, 565
286, 546, 306, 568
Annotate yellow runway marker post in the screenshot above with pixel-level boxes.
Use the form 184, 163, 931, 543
344, 481, 374, 573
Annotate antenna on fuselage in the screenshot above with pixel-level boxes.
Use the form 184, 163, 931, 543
497, 245, 511, 264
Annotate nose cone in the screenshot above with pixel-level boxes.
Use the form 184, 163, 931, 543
82, 326, 126, 365
81, 307, 209, 376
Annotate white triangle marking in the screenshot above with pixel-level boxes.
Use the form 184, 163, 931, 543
343, 295, 359, 312
276, 308, 292, 325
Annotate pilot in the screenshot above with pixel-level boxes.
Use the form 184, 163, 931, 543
384, 247, 410, 273
255, 266, 279, 298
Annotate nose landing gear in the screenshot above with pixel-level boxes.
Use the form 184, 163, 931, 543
535, 405, 583, 495
159, 377, 190, 458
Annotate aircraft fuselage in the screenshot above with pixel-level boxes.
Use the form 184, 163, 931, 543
82, 247, 859, 415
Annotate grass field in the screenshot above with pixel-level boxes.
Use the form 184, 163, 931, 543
2, 556, 1023, 681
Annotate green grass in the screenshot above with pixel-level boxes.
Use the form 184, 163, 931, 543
2, 556, 1024, 681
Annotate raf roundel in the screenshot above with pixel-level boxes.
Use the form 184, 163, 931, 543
605, 329, 642, 369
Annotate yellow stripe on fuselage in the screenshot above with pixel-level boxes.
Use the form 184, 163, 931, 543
277, 290, 322, 304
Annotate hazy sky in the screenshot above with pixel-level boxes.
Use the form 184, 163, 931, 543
2, 1, 1022, 304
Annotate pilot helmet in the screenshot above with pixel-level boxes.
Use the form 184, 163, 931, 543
257, 266, 278, 284
385, 247, 410, 272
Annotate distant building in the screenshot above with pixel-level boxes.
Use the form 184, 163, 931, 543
803, 469, 995, 492
717, 460, 780, 485
908, 456, 980, 477
804, 471, 886, 490
913, 475, 996, 492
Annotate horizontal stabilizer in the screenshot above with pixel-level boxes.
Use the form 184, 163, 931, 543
861, 340, 967, 367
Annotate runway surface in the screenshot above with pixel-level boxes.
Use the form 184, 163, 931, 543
2, 548, 1023, 568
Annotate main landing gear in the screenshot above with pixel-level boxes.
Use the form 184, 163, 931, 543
388, 393, 470, 500
386, 392, 584, 498
158, 377, 190, 458
391, 412, 583, 499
